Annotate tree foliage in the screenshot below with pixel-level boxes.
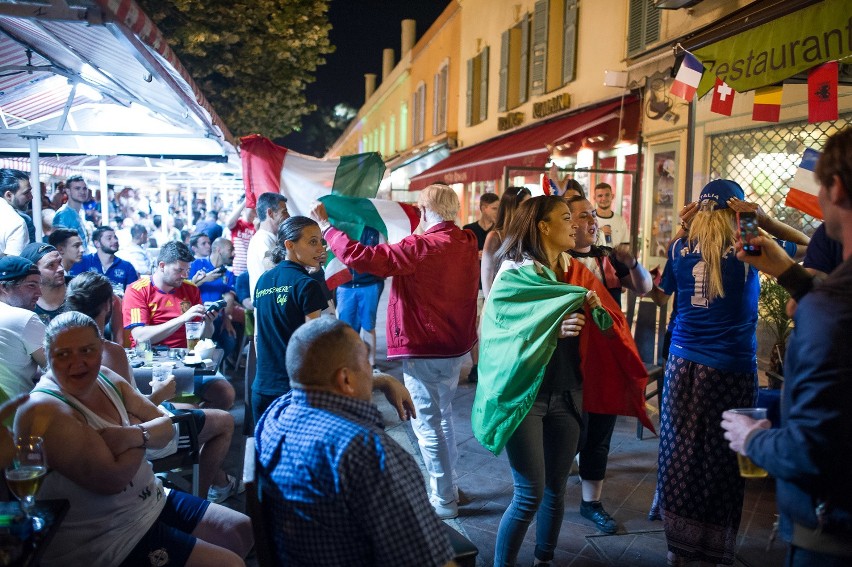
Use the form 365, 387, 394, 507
137, 0, 334, 139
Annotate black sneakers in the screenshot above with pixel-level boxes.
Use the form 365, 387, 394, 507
580, 500, 618, 534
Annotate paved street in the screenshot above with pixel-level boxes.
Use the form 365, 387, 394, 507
222, 283, 787, 566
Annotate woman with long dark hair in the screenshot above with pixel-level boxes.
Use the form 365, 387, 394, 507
474, 194, 651, 566
480, 186, 532, 297
252, 216, 328, 423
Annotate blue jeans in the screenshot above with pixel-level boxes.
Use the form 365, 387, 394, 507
495, 389, 583, 566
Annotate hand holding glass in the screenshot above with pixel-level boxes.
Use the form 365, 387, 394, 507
5, 436, 47, 530
728, 408, 769, 478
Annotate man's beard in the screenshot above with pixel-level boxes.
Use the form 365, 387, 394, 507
102, 245, 119, 255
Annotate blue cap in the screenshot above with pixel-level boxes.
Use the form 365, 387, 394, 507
698, 179, 745, 209
0, 256, 40, 282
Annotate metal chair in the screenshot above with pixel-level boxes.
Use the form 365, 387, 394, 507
626, 291, 669, 439
151, 412, 201, 496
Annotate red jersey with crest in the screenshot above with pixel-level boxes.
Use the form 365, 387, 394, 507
123, 276, 201, 348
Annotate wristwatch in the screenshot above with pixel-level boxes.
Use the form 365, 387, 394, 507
136, 424, 150, 449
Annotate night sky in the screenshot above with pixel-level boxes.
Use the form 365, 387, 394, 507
282, 0, 449, 151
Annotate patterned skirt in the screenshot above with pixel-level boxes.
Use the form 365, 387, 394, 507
649, 354, 757, 565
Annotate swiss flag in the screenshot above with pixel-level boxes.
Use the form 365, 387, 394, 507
808, 61, 838, 123
710, 78, 735, 116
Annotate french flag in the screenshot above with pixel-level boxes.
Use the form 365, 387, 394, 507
785, 148, 823, 219
670, 52, 704, 102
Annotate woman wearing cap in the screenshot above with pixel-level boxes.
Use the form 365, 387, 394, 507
650, 179, 808, 566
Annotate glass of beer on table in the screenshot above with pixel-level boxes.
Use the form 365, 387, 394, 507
185, 320, 204, 352
5, 436, 47, 530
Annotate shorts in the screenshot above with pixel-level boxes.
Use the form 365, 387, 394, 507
336, 283, 381, 332
193, 374, 229, 399
120, 489, 210, 566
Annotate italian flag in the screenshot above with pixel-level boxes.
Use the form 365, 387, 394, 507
319, 194, 421, 289
785, 148, 823, 219
240, 134, 386, 215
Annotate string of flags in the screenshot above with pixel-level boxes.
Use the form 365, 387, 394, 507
670, 48, 839, 123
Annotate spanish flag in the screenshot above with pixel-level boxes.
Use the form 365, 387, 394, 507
752, 85, 782, 122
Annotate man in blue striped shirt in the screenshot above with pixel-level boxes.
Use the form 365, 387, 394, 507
255, 317, 454, 566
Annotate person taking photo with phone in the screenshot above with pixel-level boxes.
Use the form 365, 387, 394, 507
190, 237, 240, 367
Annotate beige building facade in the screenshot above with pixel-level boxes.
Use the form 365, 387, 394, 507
328, 0, 851, 261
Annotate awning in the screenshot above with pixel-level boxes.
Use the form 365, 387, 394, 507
409, 97, 638, 190
0, 0, 235, 158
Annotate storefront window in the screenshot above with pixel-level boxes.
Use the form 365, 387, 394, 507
708, 116, 851, 237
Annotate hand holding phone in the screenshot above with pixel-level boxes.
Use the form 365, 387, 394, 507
205, 299, 227, 313
737, 211, 761, 256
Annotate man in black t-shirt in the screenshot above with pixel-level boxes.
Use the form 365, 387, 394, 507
462, 192, 499, 383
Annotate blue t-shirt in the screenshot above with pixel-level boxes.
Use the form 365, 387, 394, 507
253, 261, 327, 396
803, 223, 843, 275
70, 253, 138, 291
189, 258, 236, 303
662, 238, 760, 373
53, 205, 87, 249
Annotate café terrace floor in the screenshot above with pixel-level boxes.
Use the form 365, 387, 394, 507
218, 286, 786, 567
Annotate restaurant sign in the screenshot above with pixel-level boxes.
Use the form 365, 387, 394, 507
694, 0, 851, 96
497, 112, 525, 131
533, 93, 571, 118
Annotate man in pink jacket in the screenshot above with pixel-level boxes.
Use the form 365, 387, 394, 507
312, 184, 479, 519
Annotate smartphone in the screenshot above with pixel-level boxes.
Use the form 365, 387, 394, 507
205, 299, 227, 313
737, 211, 761, 256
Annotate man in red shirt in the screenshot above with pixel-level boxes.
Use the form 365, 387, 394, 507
225, 198, 256, 277
123, 241, 235, 410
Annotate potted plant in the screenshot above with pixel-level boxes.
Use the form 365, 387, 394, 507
757, 273, 793, 388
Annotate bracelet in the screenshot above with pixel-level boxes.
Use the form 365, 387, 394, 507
136, 424, 150, 449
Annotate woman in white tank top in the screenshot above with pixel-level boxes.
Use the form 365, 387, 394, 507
15, 312, 252, 566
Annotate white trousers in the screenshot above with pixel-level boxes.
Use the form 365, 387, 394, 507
402, 356, 463, 505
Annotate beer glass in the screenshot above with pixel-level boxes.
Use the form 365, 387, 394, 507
185, 321, 203, 352
5, 436, 47, 530
728, 408, 769, 478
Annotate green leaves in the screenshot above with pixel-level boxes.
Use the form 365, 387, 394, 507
138, 0, 334, 138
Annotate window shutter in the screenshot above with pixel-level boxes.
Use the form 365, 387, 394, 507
499, 30, 509, 112
644, 0, 660, 46
627, 0, 644, 56
519, 12, 530, 104
439, 65, 448, 133
412, 91, 419, 145
433, 73, 440, 135
479, 46, 489, 122
562, 0, 577, 84
531, 0, 548, 96
466, 58, 474, 126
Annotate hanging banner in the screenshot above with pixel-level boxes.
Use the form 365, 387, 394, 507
693, 0, 851, 97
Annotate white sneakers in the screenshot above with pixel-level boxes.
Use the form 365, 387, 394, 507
206, 474, 244, 504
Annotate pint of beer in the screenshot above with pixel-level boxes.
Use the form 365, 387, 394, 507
185, 321, 203, 351
728, 407, 769, 478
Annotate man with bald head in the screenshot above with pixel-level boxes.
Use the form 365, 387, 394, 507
255, 317, 454, 567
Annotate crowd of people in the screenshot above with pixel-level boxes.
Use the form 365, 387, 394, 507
0, 128, 848, 567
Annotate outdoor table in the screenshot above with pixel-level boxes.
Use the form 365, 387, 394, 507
0, 499, 69, 566
133, 349, 225, 396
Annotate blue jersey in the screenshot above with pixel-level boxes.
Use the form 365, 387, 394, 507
662, 238, 759, 373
